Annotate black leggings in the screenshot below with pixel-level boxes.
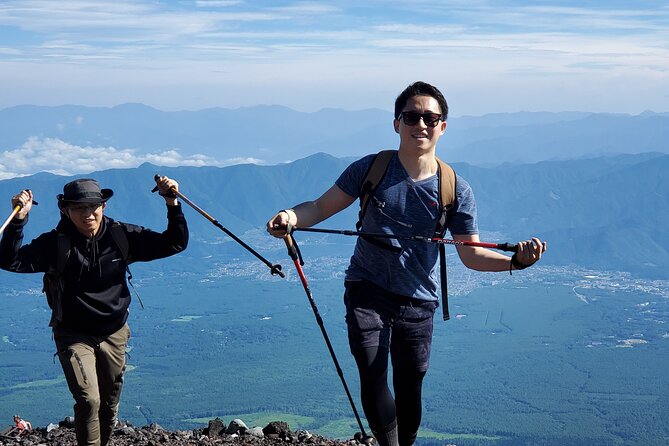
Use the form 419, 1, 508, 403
354, 346, 426, 446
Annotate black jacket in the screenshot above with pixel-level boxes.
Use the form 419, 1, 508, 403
0, 204, 188, 335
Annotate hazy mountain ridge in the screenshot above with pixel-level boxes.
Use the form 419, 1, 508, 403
1, 104, 668, 165
446, 113, 669, 165
1, 152, 666, 279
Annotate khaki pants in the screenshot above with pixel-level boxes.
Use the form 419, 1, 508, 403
54, 324, 130, 446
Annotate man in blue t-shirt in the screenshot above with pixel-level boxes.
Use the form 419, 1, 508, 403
267, 81, 547, 446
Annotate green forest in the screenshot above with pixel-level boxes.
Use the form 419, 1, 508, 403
1, 256, 668, 446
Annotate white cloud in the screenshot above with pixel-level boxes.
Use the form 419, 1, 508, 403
0, 137, 263, 180
195, 0, 243, 7
270, 3, 340, 15
371, 23, 467, 35
0, 47, 21, 55
0, 0, 279, 35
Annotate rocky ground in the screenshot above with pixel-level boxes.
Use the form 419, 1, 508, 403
0, 418, 373, 446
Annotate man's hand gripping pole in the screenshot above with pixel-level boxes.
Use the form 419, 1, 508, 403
1, 192, 38, 235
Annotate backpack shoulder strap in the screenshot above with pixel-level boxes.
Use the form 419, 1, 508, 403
434, 157, 457, 236
434, 157, 457, 322
357, 149, 396, 231
109, 222, 130, 263
55, 232, 70, 273
109, 221, 144, 309
44, 231, 70, 327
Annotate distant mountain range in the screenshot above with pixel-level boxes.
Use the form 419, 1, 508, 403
1, 152, 666, 279
1, 104, 667, 165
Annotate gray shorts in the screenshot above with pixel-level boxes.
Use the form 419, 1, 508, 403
344, 279, 437, 372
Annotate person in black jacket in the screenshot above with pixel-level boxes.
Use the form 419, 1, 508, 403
0, 176, 188, 446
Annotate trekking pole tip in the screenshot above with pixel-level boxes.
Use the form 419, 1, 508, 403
354, 432, 375, 445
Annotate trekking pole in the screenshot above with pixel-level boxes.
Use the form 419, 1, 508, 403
1, 195, 38, 235
0, 205, 21, 235
151, 175, 285, 278
292, 227, 519, 252
282, 231, 373, 444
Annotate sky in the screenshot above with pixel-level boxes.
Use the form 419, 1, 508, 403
1, 0, 668, 116
0, 0, 668, 179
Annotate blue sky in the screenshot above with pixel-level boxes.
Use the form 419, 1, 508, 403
1, 0, 668, 115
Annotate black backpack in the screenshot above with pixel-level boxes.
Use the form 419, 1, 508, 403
356, 150, 457, 320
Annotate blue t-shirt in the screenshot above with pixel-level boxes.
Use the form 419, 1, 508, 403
335, 152, 479, 301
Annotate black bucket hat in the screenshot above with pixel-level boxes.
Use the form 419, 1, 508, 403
57, 178, 113, 209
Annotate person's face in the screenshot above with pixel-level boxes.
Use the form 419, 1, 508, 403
394, 95, 447, 154
65, 202, 106, 237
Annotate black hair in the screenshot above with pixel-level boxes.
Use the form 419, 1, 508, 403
394, 81, 448, 120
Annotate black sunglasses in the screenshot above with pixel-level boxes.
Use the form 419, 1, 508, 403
399, 112, 442, 127
68, 203, 103, 213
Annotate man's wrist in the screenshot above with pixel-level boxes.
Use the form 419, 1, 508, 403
166, 201, 182, 213
509, 253, 528, 275
280, 209, 296, 226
